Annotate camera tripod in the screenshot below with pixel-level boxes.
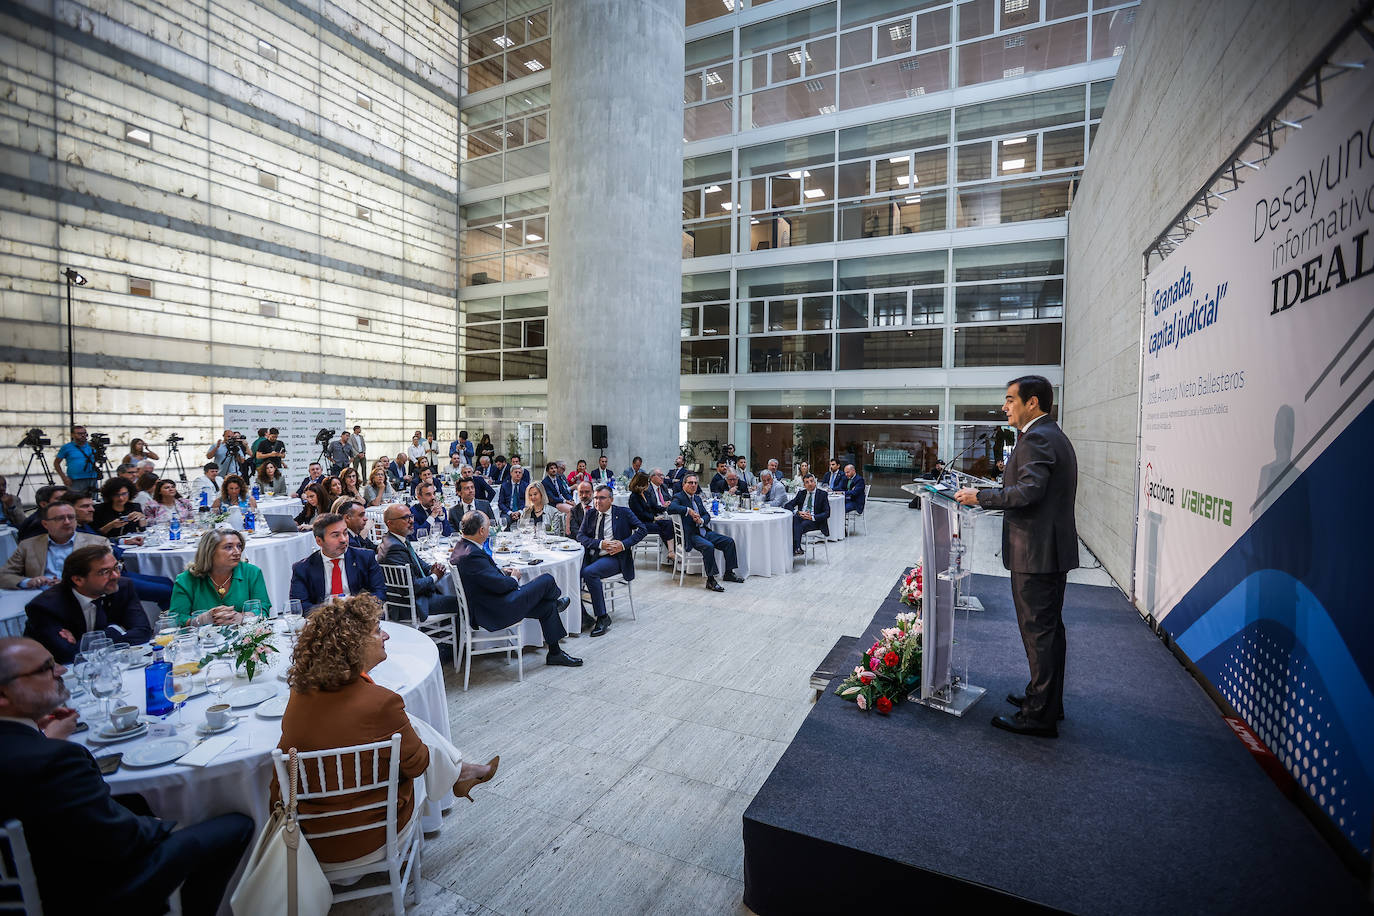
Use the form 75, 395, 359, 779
161, 439, 189, 492
17, 444, 54, 494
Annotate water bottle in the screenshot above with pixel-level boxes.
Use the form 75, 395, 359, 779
251, 484, 261, 500
199, 489, 209, 511
483, 538, 493, 558
169, 515, 181, 541
711, 496, 720, 515
145, 647, 173, 717
243, 507, 256, 533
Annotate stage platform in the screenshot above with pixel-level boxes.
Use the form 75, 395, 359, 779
742, 573, 1366, 914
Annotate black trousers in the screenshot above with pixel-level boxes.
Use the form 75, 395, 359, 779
1009, 571, 1068, 723
688, 530, 737, 577
485, 573, 568, 648
115, 812, 254, 916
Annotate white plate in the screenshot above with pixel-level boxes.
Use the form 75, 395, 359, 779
89, 722, 149, 744
225, 684, 277, 708
556, 544, 581, 552
124, 737, 195, 767
255, 694, 289, 719
195, 719, 238, 736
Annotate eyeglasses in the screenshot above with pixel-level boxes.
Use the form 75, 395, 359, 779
0, 657, 58, 685
91, 562, 124, 577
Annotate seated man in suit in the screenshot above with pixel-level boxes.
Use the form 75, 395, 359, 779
843, 463, 867, 514
0, 636, 254, 914
629, 469, 676, 561
387, 452, 413, 490
61, 492, 173, 610
15, 484, 69, 542
821, 458, 845, 490
786, 473, 831, 555
288, 513, 387, 610
621, 456, 644, 479
708, 460, 731, 495
340, 499, 378, 552
23, 544, 152, 663
568, 480, 595, 535
576, 486, 647, 637
756, 470, 790, 508
378, 505, 458, 623
497, 465, 530, 524
447, 476, 495, 532
450, 511, 582, 667
410, 482, 453, 539
723, 470, 749, 498
541, 461, 573, 514
665, 455, 688, 491
409, 466, 445, 499
734, 457, 755, 489
459, 464, 496, 502
0, 500, 105, 589
476, 454, 494, 479
590, 455, 614, 484
295, 461, 326, 498
489, 454, 511, 484
666, 475, 744, 592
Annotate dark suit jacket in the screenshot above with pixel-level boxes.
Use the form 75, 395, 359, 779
451, 538, 552, 630
489, 464, 510, 484
628, 489, 665, 525
666, 490, 716, 541
23, 578, 151, 664
348, 531, 378, 553
665, 467, 688, 491
576, 505, 647, 580
590, 468, 614, 483
708, 472, 730, 494
466, 475, 496, 502
447, 499, 495, 532
785, 487, 831, 536
842, 472, 867, 512
497, 478, 529, 516
296, 474, 324, 497
822, 469, 845, 490
409, 501, 452, 539
378, 533, 443, 618
977, 418, 1079, 574
569, 501, 594, 535
289, 547, 387, 609
541, 475, 572, 504
0, 720, 174, 910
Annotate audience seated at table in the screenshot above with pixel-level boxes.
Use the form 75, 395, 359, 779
187, 462, 221, 505
289, 513, 386, 610
628, 471, 675, 561
822, 458, 845, 490
144, 478, 194, 525
320, 476, 344, 505
341, 500, 378, 552
722, 470, 749, 498
786, 473, 831, 555
708, 460, 731, 495
576, 485, 646, 637
363, 466, 398, 507
254, 461, 287, 496
23, 544, 152, 663
497, 465, 529, 524
568, 480, 595, 535
93, 477, 148, 539
0, 474, 25, 528
388, 452, 412, 490
566, 459, 592, 487
0, 636, 254, 914
410, 482, 452, 539
447, 477, 494, 532
666, 456, 688, 491
621, 456, 644, 479
169, 528, 270, 626
790, 461, 811, 489
0, 501, 104, 589
339, 466, 362, 499
589, 455, 613, 483
513, 482, 563, 537
541, 462, 573, 512
61, 492, 173, 610
295, 461, 325, 498
295, 483, 324, 530
458, 464, 496, 503
842, 464, 867, 514
210, 474, 257, 513
476, 454, 494, 479
409, 466, 444, 499
488, 455, 511, 484
379, 506, 457, 622
450, 511, 582, 668
666, 475, 743, 592
756, 470, 790, 508
734, 457, 756, 488
132, 471, 158, 510
16, 484, 68, 542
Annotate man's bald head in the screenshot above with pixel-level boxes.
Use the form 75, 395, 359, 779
0, 637, 68, 722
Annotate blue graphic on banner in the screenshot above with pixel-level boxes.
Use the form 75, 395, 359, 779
1165, 402, 1373, 855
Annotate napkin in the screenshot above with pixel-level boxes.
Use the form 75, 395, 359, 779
178, 735, 237, 766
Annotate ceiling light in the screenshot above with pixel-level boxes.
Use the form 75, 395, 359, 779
888, 155, 909, 163
1003, 136, 1027, 145
721, 202, 734, 210
904, 196, 921, 203
818, 105, 836, 114
787, 170, 810, 179
722, 0, 735, 9
524, 60, 544, 72
889, 24, 911, 41
1002, 158, 1026, 170
493, 35, 514, 48
896, 176, 910, 185
788, 50, 803, 66
750, 218, 760, 224
525, 233, 543, 242
495, 222, 512, 229
705, 185, 722, 193
705, 70, 723, 86
124, 126, 152, 145
804, 188, 825, 199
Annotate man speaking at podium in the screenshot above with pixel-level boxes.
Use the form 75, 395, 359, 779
955, 375, 1077, 738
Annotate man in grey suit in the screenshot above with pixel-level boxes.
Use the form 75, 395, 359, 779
957, 375, 1077, 739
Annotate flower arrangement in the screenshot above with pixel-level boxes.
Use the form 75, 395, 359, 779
199, 619, 279, 682
834, 606, 923, 715
899, 563, 923, 610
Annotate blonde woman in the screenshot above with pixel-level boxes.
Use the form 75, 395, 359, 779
517, 481, 563, 536
169, 528, 270, 626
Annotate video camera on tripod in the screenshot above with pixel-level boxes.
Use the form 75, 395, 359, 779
18, 428, 50, 450
15, 428, 53, 491
315, 428, 335, 446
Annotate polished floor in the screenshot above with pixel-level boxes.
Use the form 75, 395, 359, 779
335, 500, 1115, 915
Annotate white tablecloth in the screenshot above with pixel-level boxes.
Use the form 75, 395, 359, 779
122, 531, 315, 614
0, 525, 17, 567
709, 509, 794, 578
0, 588, 32, 636
255, 496, 301, 519
426, 536, 584, 646
816, 490, 847, 541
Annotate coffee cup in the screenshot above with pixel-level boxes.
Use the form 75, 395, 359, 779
205, 704, 232, 730
519, 549, 534, 562
111, 706, 140, 731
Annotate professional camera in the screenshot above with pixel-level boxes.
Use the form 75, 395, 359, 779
223, 435, 245, 458
18, 428, 50, 449
88, 433, 110, 463
315, 428, 335, 446
166, 433, 183, 445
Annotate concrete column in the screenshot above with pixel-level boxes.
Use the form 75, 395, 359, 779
546, 0, 684, 474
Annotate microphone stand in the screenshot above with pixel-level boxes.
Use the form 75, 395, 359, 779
942, 432, 992, 486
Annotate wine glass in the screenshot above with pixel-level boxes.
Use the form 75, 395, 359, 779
242, 599, 263, 621
78, 631, 110, 662
163, 670, 193, 728
154, 612, 178, 648
89, 658, 122, 728
204, 659, 234, 706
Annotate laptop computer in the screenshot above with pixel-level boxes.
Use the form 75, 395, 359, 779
264, 513, 301, 534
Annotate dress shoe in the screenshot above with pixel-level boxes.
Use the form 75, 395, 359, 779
453, 755, 500, 803
1005, 694, 1065, 720
723, 571, 745, 583
546, 650, 583, 667
794, 548, 805, 557
590, 615, 611, 637
581, 607, 598, 629
705, 577, 725, 592
991, 712, 1058, 738
555, 595, 572, 615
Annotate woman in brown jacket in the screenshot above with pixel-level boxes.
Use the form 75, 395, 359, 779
274, 596, 496, 864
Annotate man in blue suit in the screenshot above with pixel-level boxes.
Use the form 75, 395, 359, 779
541, 462, 573, 512
289, 513, 387, 611
822, 458, 845, 490
785, 473, 831, 555
590, 455, 614, 484
498, 465, 530, 524
23, 544, 152, 664
576, 486, 646, 637
842, 464, 867, 514
447, 477, 495, 532
666, 475, 743, 592
665, 455, 688, 492
378, 505, 458, 622
450, 510, 581, 667
460, 464, 496, 502
489, 455, 511, 484
410, 482, 453, 539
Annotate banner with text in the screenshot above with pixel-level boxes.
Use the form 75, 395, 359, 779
222, 405, 347, 478
1135, 64, 1374, 856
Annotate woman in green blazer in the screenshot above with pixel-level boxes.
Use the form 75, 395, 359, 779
169, 528, 272, 626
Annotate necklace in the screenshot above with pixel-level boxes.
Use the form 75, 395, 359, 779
210, 570, 233, 596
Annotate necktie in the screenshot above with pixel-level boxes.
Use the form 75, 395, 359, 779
91, 596, 105, 630
805, 491, 813, 514
598, 512, 607, 543
330, 558, 343, 596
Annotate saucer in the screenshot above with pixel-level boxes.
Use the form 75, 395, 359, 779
196, 720, 238, 737
90, 722, 149, 744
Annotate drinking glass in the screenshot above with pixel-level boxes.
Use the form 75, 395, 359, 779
163, 671, 193, 727
78, 631, 109, 661
90, 658, 122, 726
204, 659, 234, 704
154, 612, 179, 648
416, 525, 430, 543
242, 599, 263, 621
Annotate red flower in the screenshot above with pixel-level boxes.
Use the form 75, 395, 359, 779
875, 696, 893, 714
883, 650, 899, 668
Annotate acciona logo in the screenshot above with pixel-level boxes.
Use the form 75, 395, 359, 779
1143, 461, 1175, 506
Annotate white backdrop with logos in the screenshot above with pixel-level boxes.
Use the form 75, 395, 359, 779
222, 405, 347, 477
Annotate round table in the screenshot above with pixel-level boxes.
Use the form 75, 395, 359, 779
121, 531, 315, 614
0, 588, 32, 636
821, 490, 847, 541
0, 525, 17, 567
255, 496, 301, 519
74, 621, 452, 827
421, 535, 584, 645
709, 508, 794, 578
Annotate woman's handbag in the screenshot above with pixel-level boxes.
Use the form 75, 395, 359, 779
231, 748, 332, 916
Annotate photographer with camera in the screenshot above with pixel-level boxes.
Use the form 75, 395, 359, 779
323, 429, 354, 476
253, 427, 286, 472
54, 426, 100, 495
206, 429, 249, 478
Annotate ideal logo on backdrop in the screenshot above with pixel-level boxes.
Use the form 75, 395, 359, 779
1144, 462, 1231, 526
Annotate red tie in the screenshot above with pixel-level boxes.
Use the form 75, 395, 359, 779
330, 558, 343, 596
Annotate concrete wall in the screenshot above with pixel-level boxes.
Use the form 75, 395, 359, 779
0, 0, 461, 486
1062, 0, 1356, 594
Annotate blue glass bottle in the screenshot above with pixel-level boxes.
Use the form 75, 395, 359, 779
251, 484, 261, 500
145, 647, 173, 717
243, 506, 256, 533
168, 515, 181, 541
